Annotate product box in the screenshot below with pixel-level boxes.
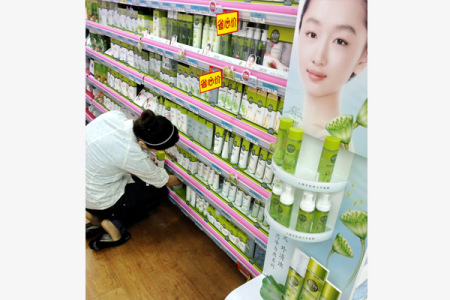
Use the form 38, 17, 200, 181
263, 25, 294, 73
245, 86, 258, 122
263, 93, 279, 130
254, 89, 268, 126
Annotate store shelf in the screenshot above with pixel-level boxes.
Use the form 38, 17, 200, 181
165, 158, 268, 248
87, 20, 288, 96
168, 189, 261, 277
176, 134, 272, 202
271, 162, 347, 193
86, 75, 143, 115
85, 43, 144, 85
113, 0, 298, 28
143, 75, 277, 151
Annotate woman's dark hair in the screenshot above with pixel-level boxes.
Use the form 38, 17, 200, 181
133, 109, 179, 150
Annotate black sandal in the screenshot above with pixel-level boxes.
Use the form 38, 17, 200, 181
86, 222, 105, 239
89, 231, 131, 251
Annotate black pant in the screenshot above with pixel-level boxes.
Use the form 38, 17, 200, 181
86, 175, 168, 227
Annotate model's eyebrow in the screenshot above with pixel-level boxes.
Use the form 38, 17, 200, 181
304, 17, 357, 35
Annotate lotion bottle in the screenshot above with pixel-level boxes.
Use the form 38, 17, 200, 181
317, 136, 341, 183
282, 127, 304, 174
296, 191, 315, 233
283, 248, 309, 300
238, 139, 251, 170
278, 183, 294, 227
246, 144, 261, 175
311, 194, 331, 233
273, 117, 294, 166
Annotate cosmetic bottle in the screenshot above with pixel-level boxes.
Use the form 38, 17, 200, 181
243, 27, 255, 60
319, 281, 341, 300
189, 156, 198, 175
213, 126, 225, 155
278, 183, 294, 227
228, 183, 237, 202
221, 131, 231, 160
201, 16, 210, 49
282, 127, 304, 174
231, 83, 243, 114
208, 17, 216, 50
197, 117, 206, 146
298, 258, 329, 300
296, 191, 315, 233
263, 153, 274, 184
311, 194, 331, 233
204, 121, 214, 150
212, 172, 220, 190
221, 179, 231, 198
251, 27, 261, 61
230, 135, 242, 165
256, 29, 267, 65
242, 193, 252, 212
283, 248, 309, 300
254, 148, 268, 180
217, 78, 229, 108
192, 114, 199, 142
220, 31, 231, 57
193, 14, 204, 48
225, 80, 236, 111
274, 97, 284, 133
251, 199, 261, 219
246, 144, 261, 175
234, 188, 244, 207
238, 139, 251, 170
213, 24, 221, 53
257, 202, 265, 223
156, 151, 165, 168
207, 168, 215, 186
273, 117, 294, 166
317, 136, 341, 182
231, 31, 239, 58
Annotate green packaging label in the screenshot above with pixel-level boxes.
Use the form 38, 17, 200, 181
284, 268, 304, 300
317, 149, 338, 182
269, 195, 280, 221
296, 209, 314, 233
278, 203, 292, 227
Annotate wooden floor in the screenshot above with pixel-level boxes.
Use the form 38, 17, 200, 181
86, 200, 247, 299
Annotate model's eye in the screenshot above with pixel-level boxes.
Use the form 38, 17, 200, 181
306, 32, 317, 38
335, 38, 348, 46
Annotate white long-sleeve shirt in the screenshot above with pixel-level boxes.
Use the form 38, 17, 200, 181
86, 111, 169, 210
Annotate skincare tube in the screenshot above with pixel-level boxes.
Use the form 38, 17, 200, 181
317, 136, 341, 182
319, 281, 341, 300
228, 183, 237, 202
207, 167, 215, 186
298, 258, 329, 300
192, 114, 199, 142
242, 193, 252, 212
225, 80, 236, 111
235, 188, 244, 207
239, 86, 249, 118
213, 126, 225, 155
238, 139, 251, 170
221, 179, 231, 198
246, 144, 261, 175
274, 97, 284, 133
278, 183, 294, 228
311, 194, 331, 233
186, 185, 192, 203
283, 248, 309, 300
208, 17, 216, 51
231, 83, 243, 114
197, 162, 204, 179
263, 153, 274, 184
255, 148, 268, 180
296, 191, 316, 233
201, 16, 210, 49
212, 172, 220, 190
204, 121, 215, 150
263, 93, 278, 130
230, 135, 242, 165
156, 151, 165, 168
217, 78, 229, 108
273, 117, 294, 166
189, 156, 198, 175
282, 127, 304, 174
221, 131, 231, 160
202, 165, 210, 182
197, 117, 206, 146
251, 200, 261, 218
257, 202, 265, 222
193, 15, 204, 48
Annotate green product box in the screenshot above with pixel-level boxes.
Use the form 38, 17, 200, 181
255, 89, 268, 126
267, 25, 295, 44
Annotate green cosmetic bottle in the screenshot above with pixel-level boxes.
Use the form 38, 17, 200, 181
278, 183, 294, 228
296, 191, 315, 233
311, 194, 331, 233
319, 281, 341, 300
273, 117, 294, 166
282, 127, 304, 174
298, 258, 329, 300
317, 136, 341, 182
269, 178, 282, 221
283, 248, 309, 300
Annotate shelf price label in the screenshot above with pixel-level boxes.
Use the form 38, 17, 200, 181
250, 12, 266, 24
211, 163, 221, 173
221, 120, 233, 132
216, 11, 239, 36
245, 132, 259, 145
199, 70, 223, 93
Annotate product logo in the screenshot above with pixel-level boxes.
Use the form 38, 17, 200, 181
216, 132, 220, 138
209, 1, 216, 12
258, 100, 263, 108
331, 154, 337, 163
270, 29, 280, 43
267, 104, 273, 112
307, 279, 319, 292
287, 144, 295, 153
320, 215, 328, 223
278, 206, 283, 214
298, 214, 307, 222
290, 276, 299, 287
267, 158, 272, 165
242, 70, 251, 81
195, 19, 199, 26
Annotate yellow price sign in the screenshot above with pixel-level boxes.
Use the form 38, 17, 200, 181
199, 70, 223, 93
216, 11, 239, 36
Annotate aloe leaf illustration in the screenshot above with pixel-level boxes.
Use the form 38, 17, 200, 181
353, 99, 368, 129
260, 275, 284, 300
340, 209, 368, 288
326, 233, 354, 268
325, 115, 354, 150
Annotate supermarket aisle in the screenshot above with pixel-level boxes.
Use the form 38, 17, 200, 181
86, 199, 247, 299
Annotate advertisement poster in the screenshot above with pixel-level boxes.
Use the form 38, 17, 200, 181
283, 0, 368, 158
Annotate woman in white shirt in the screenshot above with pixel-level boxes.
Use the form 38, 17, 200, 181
86, 109, 182, 250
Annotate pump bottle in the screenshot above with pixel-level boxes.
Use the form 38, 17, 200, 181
296, 191, 315, 233
278, 183, 294, 227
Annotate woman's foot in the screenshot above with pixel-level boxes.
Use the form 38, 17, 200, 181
88, 231, 131, 251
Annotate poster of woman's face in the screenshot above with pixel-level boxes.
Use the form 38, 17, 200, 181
246, 54, 256, 69
283, 0, 368, 157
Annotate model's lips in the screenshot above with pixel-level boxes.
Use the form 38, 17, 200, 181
307, 69, 327, 82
